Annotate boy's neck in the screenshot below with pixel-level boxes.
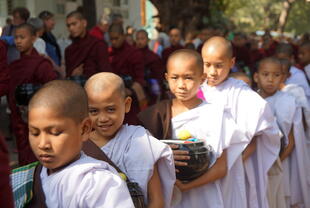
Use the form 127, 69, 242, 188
90, 130, 116, 148
22, 47, 33, 56
172, 97, 202, 118
258, 89, 277, 99
47, 153, 81, 175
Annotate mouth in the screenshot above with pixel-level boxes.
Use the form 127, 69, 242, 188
97, 124, 113, 131
39, 154, 54, 163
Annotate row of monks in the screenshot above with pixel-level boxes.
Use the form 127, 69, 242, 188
1, 7, 310, 208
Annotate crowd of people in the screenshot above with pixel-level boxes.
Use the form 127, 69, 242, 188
0, 6, 310, 208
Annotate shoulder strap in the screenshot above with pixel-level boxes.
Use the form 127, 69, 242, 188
28, 164, 47, 208
82, 139, 123, 174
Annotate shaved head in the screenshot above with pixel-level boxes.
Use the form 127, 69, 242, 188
29, 80, 88, 123
66, 11, 85, 20
85, 72, 126, 98
202, 36, 233, 58
167, 49, 203, 74
15, 23, 36, 36
257, 57, 282, 73
108, 23, 124, 35
136, 29, 148, 38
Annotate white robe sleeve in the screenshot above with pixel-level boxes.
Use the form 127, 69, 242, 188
123, 127, 176, 208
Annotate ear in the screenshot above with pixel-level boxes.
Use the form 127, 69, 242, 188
81, 117, 92, 142
124, 96, 132, 113
200, 73, 207, 85
82, 19, 87, 28
253, 72, 259, 84
31, 35, 36, 44
230, 57, 236, 67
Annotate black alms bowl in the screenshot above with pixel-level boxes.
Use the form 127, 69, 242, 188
162, 139, 213, 181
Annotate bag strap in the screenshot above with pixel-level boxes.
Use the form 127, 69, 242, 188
28, 164, 48, 208
82, 139, 127, 180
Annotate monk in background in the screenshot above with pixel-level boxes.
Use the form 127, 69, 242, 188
135, 29, 165, 104
162, 27, 184, 65
108, 23, 146, 124
65, 11, 112, 78
7, 23, 58, 165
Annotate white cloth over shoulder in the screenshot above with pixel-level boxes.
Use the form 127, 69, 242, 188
170, 101, 248, 208
34, 38, 47, 55
40, 153, 134, 208
305, 64, 310, 81
266, 91, 310, 207
101, 124, 176, 208
201, 78, 281, 208
285, 66, 310, 102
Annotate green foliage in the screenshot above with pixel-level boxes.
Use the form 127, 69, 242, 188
220, 0, 310, 35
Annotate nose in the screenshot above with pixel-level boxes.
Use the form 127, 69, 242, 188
38, 133, 51, 150
208, 66, 217, 76
267, 74, 274, 82
176, 78, 186, 89
98, 113, 109, 123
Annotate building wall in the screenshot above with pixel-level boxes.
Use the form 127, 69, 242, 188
0, 0, 142, 37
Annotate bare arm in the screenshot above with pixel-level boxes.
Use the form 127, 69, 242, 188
147, 163, 164, 208
176, 150, 227, 192
242, 136, 257, 162
280, 127, 295, 161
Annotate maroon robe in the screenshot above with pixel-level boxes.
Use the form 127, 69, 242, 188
65, 33, 112, 78
8, 48, 58, 165
232, 44, 251, 67
139, 46, 165, 104
0, 134, 14, 208
109, 41, 146, 124
162, 45, 184, 66
0, 40, 9, 96
138, 99, 172, 139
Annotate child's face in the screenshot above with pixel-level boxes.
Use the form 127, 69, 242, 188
88, 90, 131, 140
14, 28, 35, 53
166, 59, 204, 101
254, 62, 283, 97
109, 32, 125, 49
28, 107, 90, 173
298, 46, 310, 65
202, 49, 234, 86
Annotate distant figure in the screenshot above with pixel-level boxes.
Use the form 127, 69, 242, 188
65, 11, 112, 78
27, 17, 46, 55
89, 14, 110, 43
162, 28, 184, 65
1, 7, 30, 63
298, 41, 310, 80
39, 10, 61, 65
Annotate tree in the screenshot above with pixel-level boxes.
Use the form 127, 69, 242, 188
277, 0, 296, 33
149, 0, 211, 34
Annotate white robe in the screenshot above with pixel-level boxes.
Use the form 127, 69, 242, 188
40, 153, 134, 208
266, 91, 310, 207
285, 66, 310, 102
101, 124, 176, 208
170, 101, 248, 208
201, 77, 282, 208
305, 64, 310, 81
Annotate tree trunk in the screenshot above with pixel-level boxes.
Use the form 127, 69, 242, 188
150, 0, 210, 35
81, 0, 97, 30
277, 0, 296, 34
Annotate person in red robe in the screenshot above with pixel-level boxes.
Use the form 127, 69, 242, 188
108, 23, 146, 124
162, 28, 184, 65
8, 23, 58, 165
135, 29, 165, 104
65, 11, 112, 78
0, 40, 10, 96
89, 14, 110, 43
0, 133, 14, 208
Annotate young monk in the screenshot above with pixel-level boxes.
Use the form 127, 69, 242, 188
298, 41, 310, 80
200, 36, 281, 208
138, 49, 248, 208
254, 57, 310, 208
162, 28, 184, 65
8, 23, 58, 165
275, 43, 310, 101
11, 80, 133, 207
108, 23, 147, 124
84, 72, 175, 207
65, 11, 112, 78
135, 29, 165, 104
